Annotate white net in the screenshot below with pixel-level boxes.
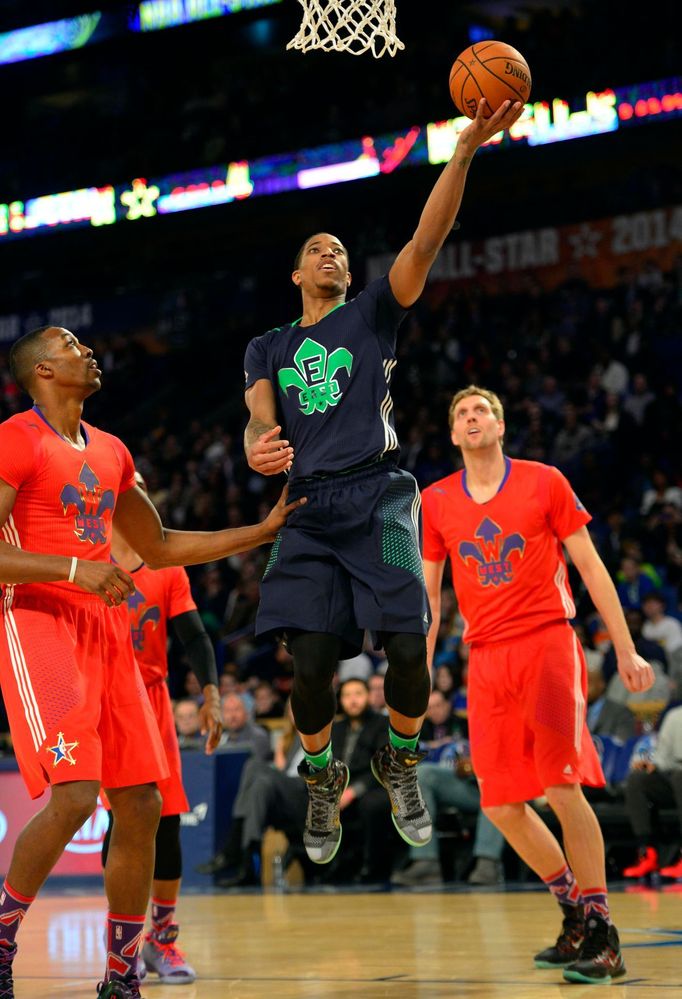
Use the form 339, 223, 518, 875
287, 0, 404, 58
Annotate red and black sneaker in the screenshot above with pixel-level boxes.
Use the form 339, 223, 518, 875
563, 915, 626, 984
0, 943, 16, 999
534, 903, 584, 968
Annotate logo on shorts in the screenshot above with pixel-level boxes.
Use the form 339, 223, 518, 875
60, 462, 115, 545
127, 586, 161, 652
458, 517, 525, 587
277, 337, 353, 415
47, 731, 79, 768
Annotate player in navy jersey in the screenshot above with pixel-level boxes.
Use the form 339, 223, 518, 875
243, 98, 524, 865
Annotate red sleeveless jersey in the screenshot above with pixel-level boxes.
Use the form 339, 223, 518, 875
421, 458, 591, 646
125, 562, 196, 686
0, 408, 136, 601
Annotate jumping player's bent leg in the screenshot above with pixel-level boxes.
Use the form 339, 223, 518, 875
372, 632, 433, 847
0, 780, 100, 997
289, 632, 350, 864
99, 784, 161, 997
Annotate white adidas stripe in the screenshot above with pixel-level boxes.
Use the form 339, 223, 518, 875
1, 516, 47, 751
571, 630, 585, 754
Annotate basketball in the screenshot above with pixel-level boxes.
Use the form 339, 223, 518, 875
449, 41, 531, 119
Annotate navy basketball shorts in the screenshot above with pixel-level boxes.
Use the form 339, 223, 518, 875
256, 461, 431, 655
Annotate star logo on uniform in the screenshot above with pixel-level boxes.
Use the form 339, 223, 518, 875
567, 224, 602, 260
47, 731, 79, 768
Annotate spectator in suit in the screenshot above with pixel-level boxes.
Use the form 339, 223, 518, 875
218, 693, 270, 761
174, 698, 204, 749
586, 666, 636, 743
327, 679, 392, 883
213, 704, 308, 887
393, 690, 505, 887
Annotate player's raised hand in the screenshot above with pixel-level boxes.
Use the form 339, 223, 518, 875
247, 426, 294, 476
72, 561, 135, 607
617, 651, 656, 694
458, 98, 524, 150
261, 485, 307, 541
199, 684, 223, 755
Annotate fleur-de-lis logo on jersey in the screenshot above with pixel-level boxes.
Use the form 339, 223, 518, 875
278, 337, 353, 415
127, 585, 161, 652
458, 517, 526, 587
60, 462, 115, 545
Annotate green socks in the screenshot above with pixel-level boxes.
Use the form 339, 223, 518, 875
304, 742, 332, 771
389, 726, 420, 752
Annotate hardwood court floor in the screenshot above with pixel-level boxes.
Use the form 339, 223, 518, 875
11, 886, 682, 997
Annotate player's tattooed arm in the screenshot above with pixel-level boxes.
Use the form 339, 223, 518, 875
244, 378, 294, 475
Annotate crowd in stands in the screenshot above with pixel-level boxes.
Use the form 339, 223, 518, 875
0, 249, 681, 885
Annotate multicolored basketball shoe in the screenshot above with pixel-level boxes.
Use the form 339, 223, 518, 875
141, 923, 196, 984
371, 743, 432, 847
534, 903, 584, 968
0, 943, 16, 999
297, 757, 350, 864
563, 916, 626, 984
96, 972, 143, 998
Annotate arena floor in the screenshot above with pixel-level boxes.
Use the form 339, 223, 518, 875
12, 885, 682, 997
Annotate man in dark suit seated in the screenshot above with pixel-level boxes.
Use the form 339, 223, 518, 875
324, 678, 392, 884
586, 666, 637, 743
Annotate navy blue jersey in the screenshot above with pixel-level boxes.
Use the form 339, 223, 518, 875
244, 275, 407, 481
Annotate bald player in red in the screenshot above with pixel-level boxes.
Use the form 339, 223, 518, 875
0, 325, 302, 999
421, 385, 654, 986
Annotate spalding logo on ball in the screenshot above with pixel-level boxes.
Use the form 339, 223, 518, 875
450, 41, 532, 119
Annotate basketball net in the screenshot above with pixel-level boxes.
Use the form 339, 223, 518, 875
287, 0, 404, 58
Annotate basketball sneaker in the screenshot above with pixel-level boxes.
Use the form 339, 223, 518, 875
533, 903, 584, 968
96, 972, 143, 998
660, 854, 682, 879
623, 846, 659, 877
297, 757, 349, 864
562, 916, 626, 984
371, 744, 432, 847
0, 942, 16, 999
141, 923, 196, 983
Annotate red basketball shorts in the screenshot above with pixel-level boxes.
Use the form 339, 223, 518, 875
146, 678, 189, 816
0, 588, 169, 799
467, 621, 604, 807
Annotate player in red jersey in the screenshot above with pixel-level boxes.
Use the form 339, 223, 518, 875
101, 473, 221, 985
0, 326, 302, 999
421, 385, 654, 986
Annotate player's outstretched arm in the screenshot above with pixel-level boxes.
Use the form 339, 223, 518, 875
388, 98, 524, 308
114, 483, 305, 570
244, 379, 293, 475
564, 526, 656, 694
171, 609, 222, 754
424, 558, 447, 673
0, 479, 134, 606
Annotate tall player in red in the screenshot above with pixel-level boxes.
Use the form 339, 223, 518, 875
102, 473, 221, 985
421, 386, 654, 986
0, 326, 302, 999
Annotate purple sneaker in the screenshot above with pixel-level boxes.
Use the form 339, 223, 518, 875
141, 924, 196, 984
0, 943, 16, 999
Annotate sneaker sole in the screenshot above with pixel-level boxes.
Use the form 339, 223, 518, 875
562, 966, 626, 985
371, 759, 433, 848
534, 959, 574, 969
305, 766, 350, 865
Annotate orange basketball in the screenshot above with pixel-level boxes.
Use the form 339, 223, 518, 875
449, 41, 531, 119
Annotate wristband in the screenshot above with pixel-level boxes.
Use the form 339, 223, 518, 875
68, 557, 78, 583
